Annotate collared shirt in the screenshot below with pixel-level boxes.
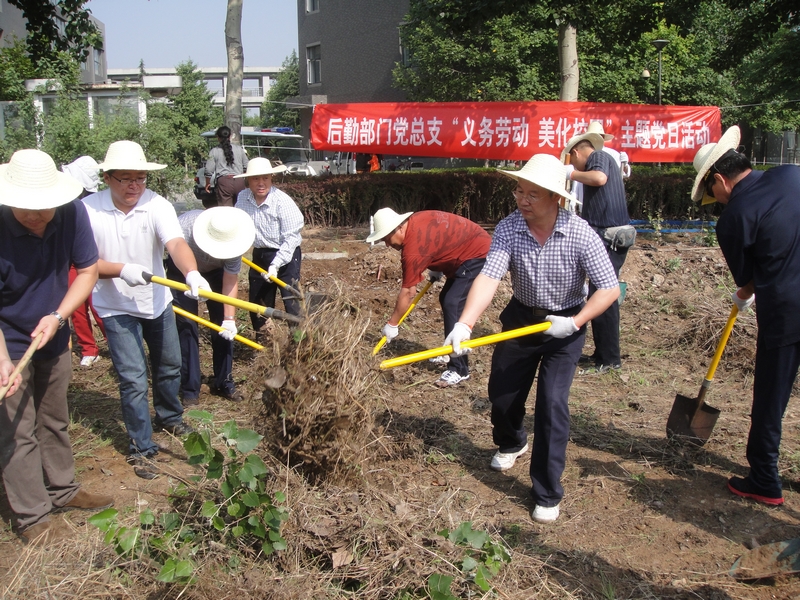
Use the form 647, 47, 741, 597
177, 210, 242, 275
482, 208, 617, 310
235, 186, 303, 268
82, 188, 184, 319
205, 144, 249, 181
581, 150, 629, 228
0, 201, 98, 360
717, 165, 800, 348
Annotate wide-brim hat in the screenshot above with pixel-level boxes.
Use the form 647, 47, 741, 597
563, 130, 605, 158
587, 121, 614, 141
97, 140, 166, 171
0, 148, 84, 209
365, 207, 413, 243
193, 206, 256, 259
691, 125, 741, 204
62, 155, 100, 192
498, 154, 577, 203
233, 157, 288, 178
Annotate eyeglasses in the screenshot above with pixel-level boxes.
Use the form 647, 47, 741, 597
109, 174, 147, 186
512, 189, 541, 203
703, 166, 719, 199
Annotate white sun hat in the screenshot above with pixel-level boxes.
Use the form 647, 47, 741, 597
586, 121, 614, 141
365, 207, 414, 243
233, 157, 288, 178
0, 148, 84, 209
691, 125, 741, 204
97, 140, 166, 171
193, 206, 256, 259
563, 129, 605, 156
62, 155, 100, 192
498, 154, 577, 203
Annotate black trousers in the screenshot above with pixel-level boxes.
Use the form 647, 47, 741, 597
248, 246, 302, 331
439, 257, 485, 377
488, 297, 585, 507
587, 236, 628, 365
747, 336, 800, 495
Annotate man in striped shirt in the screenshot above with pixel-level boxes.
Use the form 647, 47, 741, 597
445, 154, 619, 524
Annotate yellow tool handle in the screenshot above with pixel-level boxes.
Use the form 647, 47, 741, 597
0, 332, 44, 401
372, 280, 433, 356
704, 305, 738, 383
241, 257, 304, 298
172, 306, 264, 351
145, 273, 303, 324
380, 322, 551, 369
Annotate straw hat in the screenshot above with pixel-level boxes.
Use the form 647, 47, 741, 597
0, 149, 84, 209
62, 156, 100, 192
498, 154, 577, 203
691, 125, 741, 204
233, 157, 288, 178
365, 207, 414, 243
193, 206, 256, 259
586, 121, 614, 141
563, 129, 605, 156
97, 140, 166, 171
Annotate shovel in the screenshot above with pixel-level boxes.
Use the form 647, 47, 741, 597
666, 305, 738, 445
380, 322, 551, 369
730, 538, 800, 580
172, 306, 264, 351
372, 280, 432, 355
0, 332, 44, 402
242, 257, 304, 299
241, 257, 329, 314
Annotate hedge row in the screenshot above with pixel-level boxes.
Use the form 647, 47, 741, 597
276, 166, 722, 228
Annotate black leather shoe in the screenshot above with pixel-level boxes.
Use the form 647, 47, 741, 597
155, 421, 194, 436
211, 386, 244, 402
127, 454, 159, 480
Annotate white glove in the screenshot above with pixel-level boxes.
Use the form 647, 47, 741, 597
119, 263, 149, 287
564, 164, 575, 179
382, 323, 399, 343
428, 270, 444, 282
267, 264, 279, 279
444, 322, 472, 356
544, 315, 579, 339
184, 270, 212, 301
731, 289, 755, 312
220, 320, 237, 341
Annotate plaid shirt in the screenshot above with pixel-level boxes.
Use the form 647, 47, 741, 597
235, 186, 304, 268
482, 208, 617, 310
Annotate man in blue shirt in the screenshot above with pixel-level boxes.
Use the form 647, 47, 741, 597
0, 149, 113, 545
692, 125, 800, 506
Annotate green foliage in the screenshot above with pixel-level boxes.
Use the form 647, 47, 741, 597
262, 51, 300, 131
89, 412, 288, 586
0, 39, 36, 101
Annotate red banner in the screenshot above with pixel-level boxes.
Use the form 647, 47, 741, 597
310, 101, 721, 163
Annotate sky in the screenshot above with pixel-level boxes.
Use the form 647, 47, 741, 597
85, 0, 298, 70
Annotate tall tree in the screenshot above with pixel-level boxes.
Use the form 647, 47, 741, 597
225, 0, 244, 143
261, 51, 300, 131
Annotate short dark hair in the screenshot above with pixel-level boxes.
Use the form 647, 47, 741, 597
572, 140, 595, 153
714, 149, 751, 180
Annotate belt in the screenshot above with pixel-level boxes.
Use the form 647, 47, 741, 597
512, 296, 581, 318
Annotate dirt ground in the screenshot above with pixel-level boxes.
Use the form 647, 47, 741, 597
2, 225, 800, 599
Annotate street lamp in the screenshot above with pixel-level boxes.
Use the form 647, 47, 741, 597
651, 39, 669, 105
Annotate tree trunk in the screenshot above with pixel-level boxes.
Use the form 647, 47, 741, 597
225, 0, 244, 143
558, 21, 579, 101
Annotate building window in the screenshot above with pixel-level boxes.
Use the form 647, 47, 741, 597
93, 48, 102, 76
306, 0, 319, 13
306, 44, 321, 85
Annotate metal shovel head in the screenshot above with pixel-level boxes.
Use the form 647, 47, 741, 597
666, 393, 720, 445
302, 292, 330, 315
730, 538, 800, 580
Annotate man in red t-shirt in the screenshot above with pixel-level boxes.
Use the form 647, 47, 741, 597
367, 208, 491, 387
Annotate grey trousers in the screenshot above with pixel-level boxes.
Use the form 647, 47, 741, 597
0, 349, 79, 529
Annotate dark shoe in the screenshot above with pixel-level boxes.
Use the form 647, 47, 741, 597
59, 489, 114, 512
211, 386, 244, 402
728, 476, 784, 506
578, 363, 621, 375
127, 455, 159, 480
182, 395, 200, 407
19, 521, 55, 545
577, 354, 596, 366
155, 421, 194, 436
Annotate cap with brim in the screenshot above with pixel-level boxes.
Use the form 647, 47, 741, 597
193, 206, 256, 259
586, 121, 614, 141
366, 207, 414, 243
233, 157, 288, 178
0, 148, 84, 209
97, 140, 166, 171
62, 155, 100, 192
563, 131, 605, 156
498, 154, 577, 203
691, 125, 741, 204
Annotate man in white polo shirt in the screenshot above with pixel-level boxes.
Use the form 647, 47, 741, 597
82, 141, 210, 479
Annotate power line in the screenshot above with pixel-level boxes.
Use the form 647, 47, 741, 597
720, 98, 800, 109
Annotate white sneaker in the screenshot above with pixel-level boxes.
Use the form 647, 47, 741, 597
435, 370, 469, 387
531, 504, 560, 523
490, 443, 529, 471
428, 355, 450, 364
80, 355, 99, 367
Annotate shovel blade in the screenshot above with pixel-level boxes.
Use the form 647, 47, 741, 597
730, 538, 800, 580
666, 393, 720, 445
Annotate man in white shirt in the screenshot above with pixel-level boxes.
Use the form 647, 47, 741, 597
82, 141, 210, 479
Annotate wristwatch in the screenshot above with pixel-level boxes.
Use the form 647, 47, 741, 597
50, 311, 66, 329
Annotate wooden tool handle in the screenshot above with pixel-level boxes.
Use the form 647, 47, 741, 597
0, 332, 44, 402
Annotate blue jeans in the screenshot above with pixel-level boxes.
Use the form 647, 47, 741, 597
104, 305, 184, 457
